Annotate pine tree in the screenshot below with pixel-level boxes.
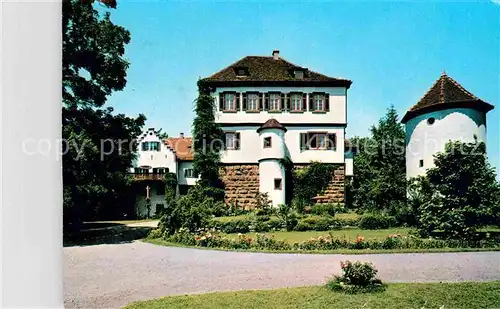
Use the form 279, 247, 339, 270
351, 105, 407, 213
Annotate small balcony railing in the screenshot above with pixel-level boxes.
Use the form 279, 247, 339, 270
129, 173, 165, 181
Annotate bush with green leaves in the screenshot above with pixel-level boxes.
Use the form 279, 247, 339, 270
326, 261, 385, 293
159, 184, 214, 235
294, 216, 336, 231
359, 214, 397, 230
146, 228, 164, 239
310, 203, 336, 216
276, 204, 299, 231
416, 140, 500, 239
291, 162, 336, 210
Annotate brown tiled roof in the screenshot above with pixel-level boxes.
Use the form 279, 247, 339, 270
165, 137, 194, 161
257, 118, 287, 133
402, 72, 494, 123
199, 53, 352, 88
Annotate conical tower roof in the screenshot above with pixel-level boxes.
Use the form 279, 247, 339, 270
402, 72, 493, 123
257, 118, 287, 133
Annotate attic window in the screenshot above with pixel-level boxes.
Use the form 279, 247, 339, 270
235, 67, 248, 77
294, 70, 304, 79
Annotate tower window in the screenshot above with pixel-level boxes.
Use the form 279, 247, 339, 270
274, 178, 282, 190
427, 117, 435, 125
419, 159, 424, 168
264, 136, 272, 148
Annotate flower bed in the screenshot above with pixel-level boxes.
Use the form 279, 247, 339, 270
159, 228, 500, 252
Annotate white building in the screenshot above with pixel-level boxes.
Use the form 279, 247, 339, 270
131, 128, 197, 217
402, 72, 494, 179
199, 50, 353, 208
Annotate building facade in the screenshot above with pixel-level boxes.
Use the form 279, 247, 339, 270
402, 72, 494, 179
130, 128, 197, 217
199, 50, 353, 208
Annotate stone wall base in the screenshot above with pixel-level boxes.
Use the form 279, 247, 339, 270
219, 163, 345, 208
219, 164, 259, 209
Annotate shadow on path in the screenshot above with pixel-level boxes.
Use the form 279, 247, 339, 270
64, 222, 153, 247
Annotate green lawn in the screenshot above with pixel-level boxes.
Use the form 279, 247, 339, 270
123, 281, 500, 309
223, 228, 410, 242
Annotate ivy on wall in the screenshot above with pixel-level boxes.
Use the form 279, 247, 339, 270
279, 159, 336, 208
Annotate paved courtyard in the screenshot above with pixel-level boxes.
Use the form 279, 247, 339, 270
64, 241, 500, 309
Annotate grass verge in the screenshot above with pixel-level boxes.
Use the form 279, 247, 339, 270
123, 281, 500, 309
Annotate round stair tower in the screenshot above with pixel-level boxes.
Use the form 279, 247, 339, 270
257, 119, 287, 207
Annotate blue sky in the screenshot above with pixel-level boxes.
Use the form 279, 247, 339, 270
105, 1, 499, 174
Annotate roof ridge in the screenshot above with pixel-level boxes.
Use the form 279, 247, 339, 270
439, 75, 445, 104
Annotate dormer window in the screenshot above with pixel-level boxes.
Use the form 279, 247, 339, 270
294, 70, 304, 79
235, 66, 249, 77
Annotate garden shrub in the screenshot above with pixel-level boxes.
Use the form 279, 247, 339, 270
359, 214, 397, 230
146, 228, 164, 239
219, 218, 252, 233
294, 216, 336, 231
253, 220, 271, 232
275, 204, 298, 231
326, 261, 385, 293
310, 204, 336, 216
416, 140, 500, 240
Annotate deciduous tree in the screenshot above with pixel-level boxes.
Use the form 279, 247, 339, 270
63, 0, 145, 232
417, 140, 500, 239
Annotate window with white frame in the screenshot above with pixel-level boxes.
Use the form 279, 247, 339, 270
269, 93, 280, 111
224, 132, 240, 150
224, 93, 236, 111
300, 132, 336, 150
141, 141, 160, 151
184, 169, 195, 178
247, 93, 259, 111
290, 94, 302, 111
313, 94, 325, 111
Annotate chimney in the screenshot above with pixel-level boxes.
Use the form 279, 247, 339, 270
272, 50, 280, 60
180, 132, 184, 139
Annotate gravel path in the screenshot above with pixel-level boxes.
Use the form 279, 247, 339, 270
64, 241, 500, 309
